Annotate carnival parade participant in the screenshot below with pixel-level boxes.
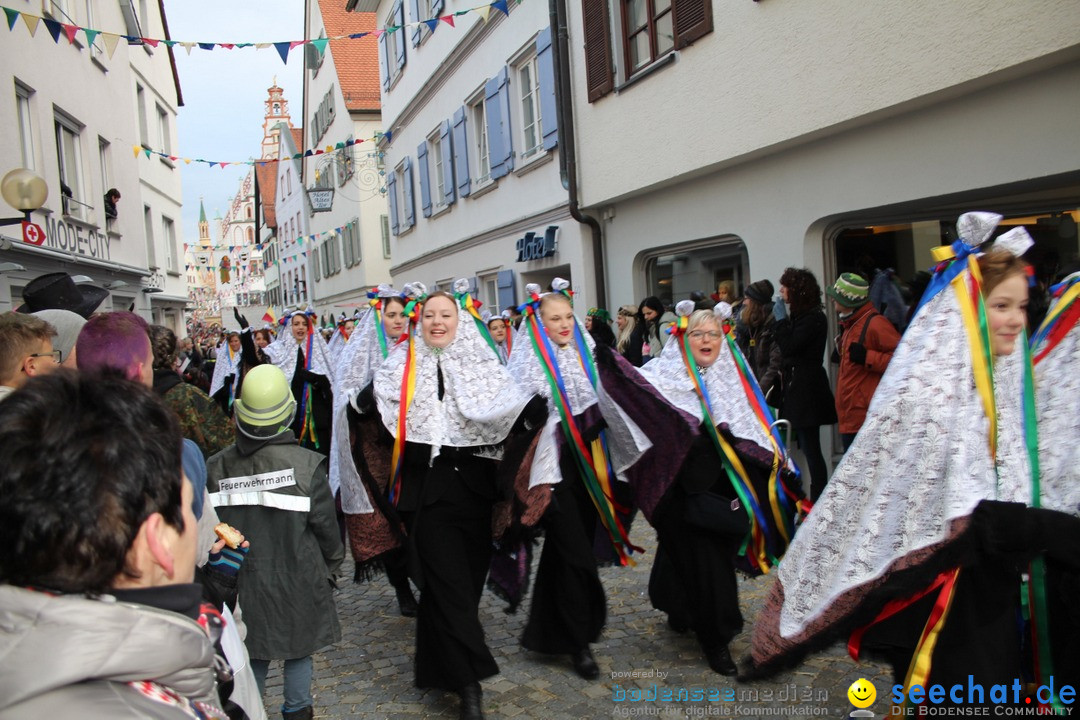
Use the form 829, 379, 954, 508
639, 301, 804, 676
209, 331, 244, 417
487, 313, 511, 364
506, 279, 695, 682
748, 213, 1080, 696
331, 285, 417, 615
372, 280, 545, 720
262, 309, 336, 456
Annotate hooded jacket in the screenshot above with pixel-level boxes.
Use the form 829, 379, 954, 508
0, 584, 223, 719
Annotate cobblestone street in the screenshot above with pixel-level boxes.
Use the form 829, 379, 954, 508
261, 524, 891, 719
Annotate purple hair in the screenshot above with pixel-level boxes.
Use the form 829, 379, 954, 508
76, 312, 151, 382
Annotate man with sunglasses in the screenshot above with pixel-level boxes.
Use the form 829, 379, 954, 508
0, 312, 60, 403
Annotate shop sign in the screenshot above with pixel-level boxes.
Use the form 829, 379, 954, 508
516, 225, 559, 262
308, 188, 334, 212
39, 214, 111, 260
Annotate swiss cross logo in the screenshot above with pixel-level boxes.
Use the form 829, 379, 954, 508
21, 221, 45, 246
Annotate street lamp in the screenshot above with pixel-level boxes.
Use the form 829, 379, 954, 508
0, 168, 49, 226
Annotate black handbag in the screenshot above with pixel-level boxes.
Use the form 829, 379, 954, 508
683, 491, 750, 539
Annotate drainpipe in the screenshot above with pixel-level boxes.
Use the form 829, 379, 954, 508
550, 0, 606, 308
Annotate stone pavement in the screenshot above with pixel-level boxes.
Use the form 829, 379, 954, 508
261, 525, 892, 719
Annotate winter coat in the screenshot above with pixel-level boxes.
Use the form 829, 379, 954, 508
206, 432, 344, 660
0, 584, 223, 719
833, 303, 900, 434
154, 369, 236, 460
625, 320, 666, 367
773, 307, 838, 428
735, 314, 782, 405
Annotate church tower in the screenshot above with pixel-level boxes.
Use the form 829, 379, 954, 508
198, 198, 211, 247
261, 80, 294, 160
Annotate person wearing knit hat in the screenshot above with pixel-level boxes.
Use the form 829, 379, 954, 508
31, 309, 85, 369
827, 272, 900, 451
743, 279, 774, 306
825, 272, 870, 308
735, 280, 782, 407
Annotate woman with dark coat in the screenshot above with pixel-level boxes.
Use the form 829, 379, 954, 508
735, 280, 782, 407
774, 268, 837, 501
625, 296, 667, 367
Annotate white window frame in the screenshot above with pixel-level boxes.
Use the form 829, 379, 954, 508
85, 1, 104, 61
16, 83, 36, 172
162, 215, 177, 273
481, 273, 499, 314
381, 215, 391, 258
385, 3, 404, 87
516, 53, 543, 160
55, 113, 87, 221
394, 160, 412, 232
143, 204, 156, 269
156, 104, 170, 154
468, 89, 491, 188
428, 129, 447, 211
136, 84, 149, 148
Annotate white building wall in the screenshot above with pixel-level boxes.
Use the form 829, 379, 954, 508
303, 2, 390, 313
276, 130, 312, 310
376, 0, 596, 308
0, 1, 186, 333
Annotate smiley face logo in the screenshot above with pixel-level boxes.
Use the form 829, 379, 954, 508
848, 678, 876, 708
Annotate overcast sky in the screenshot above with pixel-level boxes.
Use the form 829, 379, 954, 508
167, 0, 304, 249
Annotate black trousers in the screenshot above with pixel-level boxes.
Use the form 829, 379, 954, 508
412, 457, 498, 691
649, 485, 744, 650
522, 474, 607, 654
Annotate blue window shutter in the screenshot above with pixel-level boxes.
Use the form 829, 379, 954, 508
537, 27, 558, 150
402, 157, 415, 228
394, 1, 406, 70
409, 0, 421, 47
386, 172, 399, 235
439, 119, 455, 205
379, 33, 390, 90
486, 67, 514, 179
417, 142, 432, 218
496, 269, 516, 310
452, 106, 471, 198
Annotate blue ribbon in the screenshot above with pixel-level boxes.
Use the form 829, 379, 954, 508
911, 238, 980, 320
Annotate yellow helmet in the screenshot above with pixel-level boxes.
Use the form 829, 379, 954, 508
234, 365, 295, 438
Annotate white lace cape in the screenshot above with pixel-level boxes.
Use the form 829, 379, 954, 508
638, 331, 776, 454
373, 305, 532, 458
262, 326, 337, 386
775, 278, 1032, 639
330, 307, 391, 512
1034, 298, 1080, 517
208, 342, 242, 399
506, 316, 651, 489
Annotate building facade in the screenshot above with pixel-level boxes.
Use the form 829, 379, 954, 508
564, 0, 1080, 311
367, 0, 597, 311
301, 1, 391, 314
0, 0, 187, 333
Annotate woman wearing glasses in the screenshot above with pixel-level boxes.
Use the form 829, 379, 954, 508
639, 301, 803, 676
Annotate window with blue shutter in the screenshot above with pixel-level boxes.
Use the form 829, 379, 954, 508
485, 67, 514, 180
537, 27, 558, 150
402, 157, 416, 229
439, 119, 455, 205
410, 0, 421, 47
417, 142, 432, 218
394, 1, 406, 72
497, 269, 516, 310
452, 106, 471, 198
387, 171, 399, 234
431, 0, 445, 19
379, 32, 390, 90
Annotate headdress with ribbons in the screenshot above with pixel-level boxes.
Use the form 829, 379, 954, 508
454, 278, 501, 361
657, 300, 803, 575
386, 282, 427, 504
514, 278, 642, 566
752, 212, 1041, 696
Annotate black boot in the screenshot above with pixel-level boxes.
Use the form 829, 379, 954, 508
393, 577, 418, 617
571, 646, 599, 680
705, 645, 737, 676
282, 706, 314, 720
457, 681, 484, 720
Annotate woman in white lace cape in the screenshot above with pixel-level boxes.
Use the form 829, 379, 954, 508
748, 213, 1051, 683
261, 311, 337, 455
208, 332, 242, 415
372, 281, 539, 716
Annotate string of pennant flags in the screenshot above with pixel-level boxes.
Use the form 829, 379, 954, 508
1, 1, 512, 64
132, 133, 390, 169
184, 224, 350, 267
